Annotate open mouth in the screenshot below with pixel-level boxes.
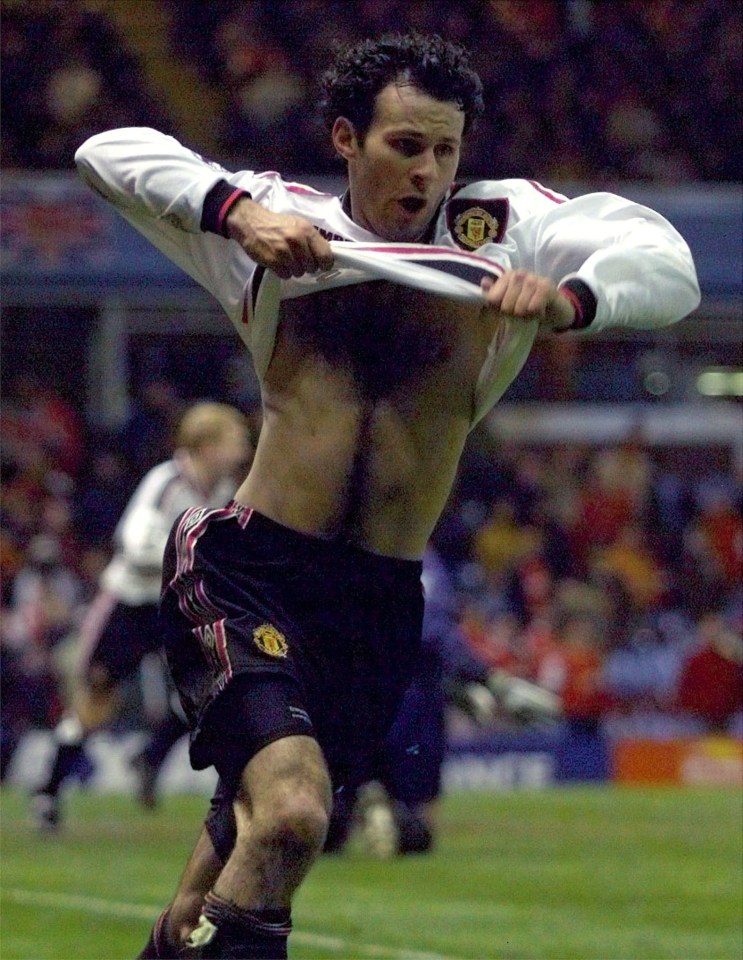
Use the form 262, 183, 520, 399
399, 197, 426, 214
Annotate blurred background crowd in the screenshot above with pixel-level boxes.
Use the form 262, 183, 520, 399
2, 0, 741, 181
2, 369, 741, 777
1, 0, 741, 778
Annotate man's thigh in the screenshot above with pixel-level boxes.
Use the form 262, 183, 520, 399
242, 734, 332, 815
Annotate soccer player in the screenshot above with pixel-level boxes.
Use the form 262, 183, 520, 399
31, 402, 251, 830
324, 545, 562, 858
73, 31, 699, 959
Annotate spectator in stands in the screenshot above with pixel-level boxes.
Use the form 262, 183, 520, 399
4, 0, 740, 181
1, 0, 160, 170
645, 455, 696, 571
533, 594, 616, 781
0, 482, 37, 600
1, 531, 85, 779
206, 6, 310, 170
676, 612, 743, 732
535, 608, 612, 734
592, 521, 666, 614
569, 445, 645, 575
1, 374, 84, 479
676, 519, 736, 622
72, 443, 133, 549
460, 601, 523, 678
165, 0, 244, 84
693, 487, 742, 590
474, 498, 539, 594
120, 379, 186, 476
603, 608, 696, 723
5, 532, 84, 654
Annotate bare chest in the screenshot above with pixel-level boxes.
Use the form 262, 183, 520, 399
279, 282, 492, 400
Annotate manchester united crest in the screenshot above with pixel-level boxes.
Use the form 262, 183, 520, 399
453, 206, 499, 249
446, 196, 509, 250
253, 623, 288, 658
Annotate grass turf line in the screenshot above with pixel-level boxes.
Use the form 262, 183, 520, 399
1, 786, 741, 959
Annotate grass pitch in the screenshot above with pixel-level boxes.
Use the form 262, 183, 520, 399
1, 785, 741, 959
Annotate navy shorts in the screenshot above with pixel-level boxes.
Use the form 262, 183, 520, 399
160, 503, 424, 791
79, 594, 161, 686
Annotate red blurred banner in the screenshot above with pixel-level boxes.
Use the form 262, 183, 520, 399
613, 737, 743, 787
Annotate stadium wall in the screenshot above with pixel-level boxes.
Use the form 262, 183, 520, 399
1, 174, 741, 307
7, 729, 742, 796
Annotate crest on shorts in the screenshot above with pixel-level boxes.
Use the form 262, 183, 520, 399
447, 198, 509, 249
253, 623, 288, 658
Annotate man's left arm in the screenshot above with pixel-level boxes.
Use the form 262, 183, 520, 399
483, 190, 701, 333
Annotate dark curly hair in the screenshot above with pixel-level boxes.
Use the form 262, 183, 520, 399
319, 32, 484, 140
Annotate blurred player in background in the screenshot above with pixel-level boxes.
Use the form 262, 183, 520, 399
324, 545, 561, 858
74, 30, 698, 960
31, 402, 251, 831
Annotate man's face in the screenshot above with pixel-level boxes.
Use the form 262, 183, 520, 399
333, 82, 465, 242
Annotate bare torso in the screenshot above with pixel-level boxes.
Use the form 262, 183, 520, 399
235, 281, 500, 558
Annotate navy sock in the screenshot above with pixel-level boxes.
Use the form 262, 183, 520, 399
193, 891, 291, 959
44, 742, 85, 796
136, 907, 178, 959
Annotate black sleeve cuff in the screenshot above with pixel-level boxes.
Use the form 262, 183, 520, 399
559, 278, 597, 330
200, 180, 251, 236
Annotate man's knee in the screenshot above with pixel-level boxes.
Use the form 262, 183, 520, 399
236, 737, 332, 857
238, 781, 330, 859
273, 787, 330, 850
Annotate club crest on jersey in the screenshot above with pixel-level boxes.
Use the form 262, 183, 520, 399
253, 623, 288, 658
447, 198, 509, 250
453, 206, 499, 249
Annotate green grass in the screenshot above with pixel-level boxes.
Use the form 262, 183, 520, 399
1, 786, 741, 959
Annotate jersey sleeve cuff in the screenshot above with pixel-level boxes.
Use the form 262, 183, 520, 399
558, 278, 597, 331
200, 180, 251, 237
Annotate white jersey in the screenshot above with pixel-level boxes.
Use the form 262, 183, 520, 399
75, 128, 700, 424
100, 452, 236, 605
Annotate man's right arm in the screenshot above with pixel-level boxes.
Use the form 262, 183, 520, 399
75, 127, 332, 305
223, 196, 333, 279
75, 127, 229, 233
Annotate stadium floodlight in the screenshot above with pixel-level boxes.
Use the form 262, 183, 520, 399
696, 368, 743, 397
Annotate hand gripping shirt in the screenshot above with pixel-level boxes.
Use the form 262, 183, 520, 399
75, 128, 700, 426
